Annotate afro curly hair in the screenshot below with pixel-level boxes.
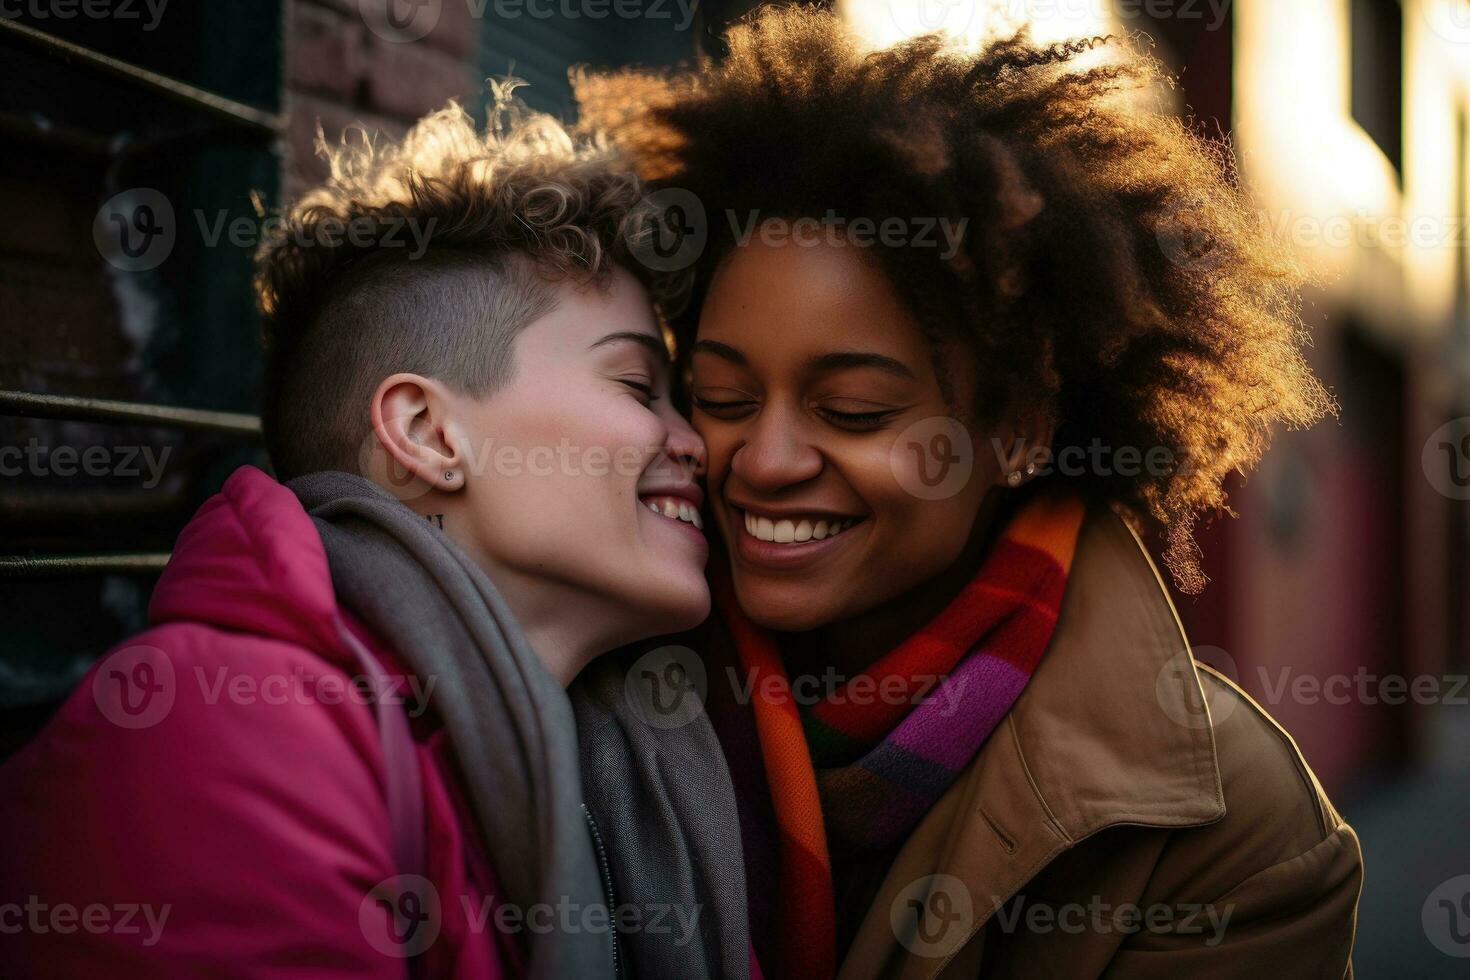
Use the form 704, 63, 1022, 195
575, 5, 1336, 592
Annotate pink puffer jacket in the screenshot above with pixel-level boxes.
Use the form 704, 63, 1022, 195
0, 466, 516, 978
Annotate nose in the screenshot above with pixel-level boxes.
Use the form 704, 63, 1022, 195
728, 404, 822, 492
661, 409, 706, 486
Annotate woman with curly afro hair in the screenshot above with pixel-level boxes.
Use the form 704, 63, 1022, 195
580, 6, 1360, 978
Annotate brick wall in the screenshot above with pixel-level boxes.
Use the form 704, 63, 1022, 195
284, 0, 482, 197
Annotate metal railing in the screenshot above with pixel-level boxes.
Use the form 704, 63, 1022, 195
0, 554, 171, 578
0, 389, 262, 438
0, 17, 284, 139
1, 390, 264, 577
1, 16, 278, 580
0, 18, 282, 608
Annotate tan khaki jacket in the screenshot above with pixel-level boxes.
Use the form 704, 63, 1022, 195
835, 505, 1363, 980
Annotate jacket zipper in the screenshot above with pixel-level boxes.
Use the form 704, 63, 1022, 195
581, 803, 622, 979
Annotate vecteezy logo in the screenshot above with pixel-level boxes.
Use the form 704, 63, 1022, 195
646, 662, 688, 713
1155, 645, 1239, 730
1423, 874, 1470, 957
1423, 418, 1470, 500
912, 888, 959, 944
623, 188, 708, 272
1444, 435, 1470, 487
890, 874, 974, 958
93, 189, 175, 272
912, 432, 961, 487
381, 891, 429, 941
624, 645, 708, 730
92, 645, 176, 729
890, 416, 974, 501
361, 874, 442, 958
359, 0, 442, 43
357, 428, 436, 502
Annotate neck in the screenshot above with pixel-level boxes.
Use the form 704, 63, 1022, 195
472, 564, 629, 686
417, 499, 618, 687
808, 488, 1011, 678
501, 593, 598, 687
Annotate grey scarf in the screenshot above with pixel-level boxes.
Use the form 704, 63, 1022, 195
290, 471, 748, 979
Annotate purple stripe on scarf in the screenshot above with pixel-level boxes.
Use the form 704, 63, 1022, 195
816, 654, 1031, 848
886, 653, 1029, 770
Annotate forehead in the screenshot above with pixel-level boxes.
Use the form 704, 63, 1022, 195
518, 265, 664, 358
697, 238, 934, 365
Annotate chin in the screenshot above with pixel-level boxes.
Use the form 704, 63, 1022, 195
673, 598, 713, 634
671, 584, 713, 633
748, 609, 827, 633
735, 581, 834, 633
637, 574, 712, 636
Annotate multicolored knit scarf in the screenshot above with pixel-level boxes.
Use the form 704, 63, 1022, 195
715, 490, 1087, 979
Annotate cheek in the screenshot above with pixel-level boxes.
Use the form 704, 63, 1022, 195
845, 434, 984, 564
510, 388, 661, 478
863, 462, 971, 540
550, 400, 669, 546
579, 401, 666, 491
466, 390, 644, 517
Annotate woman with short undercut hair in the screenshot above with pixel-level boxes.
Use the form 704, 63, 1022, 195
0, 98, 746, 980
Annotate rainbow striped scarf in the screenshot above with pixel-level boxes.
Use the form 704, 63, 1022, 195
715, 491, 1087, 978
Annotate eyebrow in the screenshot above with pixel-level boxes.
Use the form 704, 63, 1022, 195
692, 339, 748, 366
809, 351, 916, 380
693, 339, 915, 380
589, 331, 669, 360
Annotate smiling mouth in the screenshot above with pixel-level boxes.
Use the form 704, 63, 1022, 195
738, 509, 864, 544
641, 494, 704, 531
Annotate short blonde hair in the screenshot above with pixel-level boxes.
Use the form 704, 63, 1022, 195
256, 85, 655, 480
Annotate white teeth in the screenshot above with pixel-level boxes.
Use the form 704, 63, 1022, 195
641, 496, 703, 531
742, 512, 859, 544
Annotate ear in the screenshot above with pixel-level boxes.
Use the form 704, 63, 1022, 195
369, 373, 468, 493
992, 403, 1056, 488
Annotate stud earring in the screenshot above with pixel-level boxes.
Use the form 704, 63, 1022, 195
1006, 469, 1023, 487
444, 472, 454, 481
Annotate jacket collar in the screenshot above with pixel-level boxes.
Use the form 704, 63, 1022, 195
1007, 501, 1226, 840
839, 502, 1225, 980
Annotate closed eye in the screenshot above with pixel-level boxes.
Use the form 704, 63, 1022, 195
692, 394, 757, 419
812, 399, 910, 431
817, 407, 897, 425
620, 379, 660, 404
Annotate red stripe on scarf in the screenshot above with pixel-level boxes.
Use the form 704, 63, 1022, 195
809, 539, 1066, 741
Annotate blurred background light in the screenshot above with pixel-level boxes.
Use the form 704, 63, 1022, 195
840, 0, 1115, 50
